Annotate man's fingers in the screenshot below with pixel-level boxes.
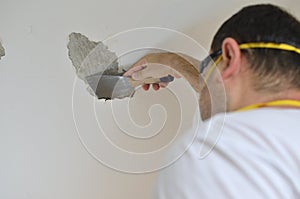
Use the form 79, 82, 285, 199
131, 67, 152, 80
124, 56, 181, 91
131, 64, 175, 80
142, 84, 150, 91
152, 84, 160, 90
141, 83, 167, 91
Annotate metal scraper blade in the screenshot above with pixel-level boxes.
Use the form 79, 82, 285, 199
85, 74, 135, 100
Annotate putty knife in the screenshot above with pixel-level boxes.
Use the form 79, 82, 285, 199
86, 74, 174, 99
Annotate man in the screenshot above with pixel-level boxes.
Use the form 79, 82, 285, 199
125, 4, 300, 198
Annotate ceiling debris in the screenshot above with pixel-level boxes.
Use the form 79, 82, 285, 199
67, 32, 123, 97
0, 41, 5, 60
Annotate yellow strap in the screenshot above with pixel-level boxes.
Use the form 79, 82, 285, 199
204, 55, 222, 82
201, 42, 300, 86
237, 100, 300, 112
239, 43, 300, 55
203, 42, 300, 81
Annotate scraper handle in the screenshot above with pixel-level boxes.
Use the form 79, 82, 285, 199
128, 75, 175, 87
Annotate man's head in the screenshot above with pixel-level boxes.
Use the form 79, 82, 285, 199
200, 4, 300, 120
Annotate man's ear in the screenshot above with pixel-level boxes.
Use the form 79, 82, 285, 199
221, 38, 242, 80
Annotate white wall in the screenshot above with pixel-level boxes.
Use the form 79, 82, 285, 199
0, 0, 299, 198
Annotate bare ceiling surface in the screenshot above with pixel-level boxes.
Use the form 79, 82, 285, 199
67, 32, 120, 79
0, 41, 5, 60
67, 32, 123, 96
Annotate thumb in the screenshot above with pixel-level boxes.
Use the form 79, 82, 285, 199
131, 66, 151, 80
123, 60, 147, 77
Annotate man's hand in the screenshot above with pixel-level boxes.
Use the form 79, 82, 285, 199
124, 53, 200, 92
123, 53, 181, 90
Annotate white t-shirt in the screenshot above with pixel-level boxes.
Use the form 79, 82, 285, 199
153, 108, 300, 199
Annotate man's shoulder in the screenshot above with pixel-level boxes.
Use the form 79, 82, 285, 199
196, 108, 300, 158
203, 108, 300, 135
154, 108, 300, 199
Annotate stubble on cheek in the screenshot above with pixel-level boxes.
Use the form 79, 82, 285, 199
199, 73, 227, 120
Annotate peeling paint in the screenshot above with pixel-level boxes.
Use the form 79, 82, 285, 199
0, 41, 5, 60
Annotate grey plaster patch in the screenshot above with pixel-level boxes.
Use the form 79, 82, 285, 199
0, 41, 5, 60
67, 32, 123, 97
67, 32, 120, 80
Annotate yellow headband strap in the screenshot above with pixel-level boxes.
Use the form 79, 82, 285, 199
201, 42, 300, 83
203, 56, 222, 82
239, 42, 300, 55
